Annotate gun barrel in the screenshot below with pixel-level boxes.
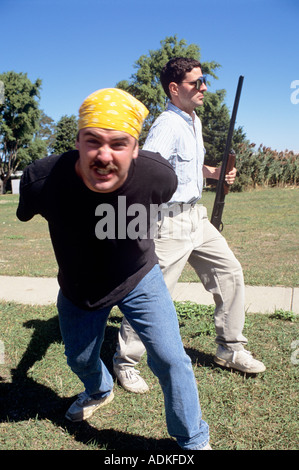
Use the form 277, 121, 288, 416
217, 76, 244, 188
211, 76, 244, 231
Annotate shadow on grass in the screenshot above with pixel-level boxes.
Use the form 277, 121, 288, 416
0, 311, 257, 450
0, 315, 181, 451
184, 347, 215, 368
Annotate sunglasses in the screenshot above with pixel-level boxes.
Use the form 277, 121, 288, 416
181, 75, 207, 89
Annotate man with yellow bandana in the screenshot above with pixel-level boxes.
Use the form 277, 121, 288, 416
16, 88, 211, 450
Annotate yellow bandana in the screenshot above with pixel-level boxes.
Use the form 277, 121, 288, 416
78, 88, 149, 140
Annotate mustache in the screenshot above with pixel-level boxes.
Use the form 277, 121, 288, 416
91, 162, 118, 171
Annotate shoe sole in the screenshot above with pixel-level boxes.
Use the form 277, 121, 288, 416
214, 356, 266, 374
65, 390, 115, 422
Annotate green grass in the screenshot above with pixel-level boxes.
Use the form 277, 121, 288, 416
0, 188, 298, 450
1, 187, 298, 286
180, 187, 299, 286
0, 301, 298, 450
0, 195, 56, 277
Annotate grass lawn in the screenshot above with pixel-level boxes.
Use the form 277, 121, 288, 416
0, 187, 298, 286
0, 301, 298, 451
181, 186, 299, 287
0, 188, 298, 451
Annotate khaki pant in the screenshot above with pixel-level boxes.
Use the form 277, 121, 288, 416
114, 204, 248, 369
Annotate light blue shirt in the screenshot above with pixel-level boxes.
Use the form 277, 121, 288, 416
143, 102, 205, 204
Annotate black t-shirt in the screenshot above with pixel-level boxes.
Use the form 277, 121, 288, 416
17, 149, 177, 310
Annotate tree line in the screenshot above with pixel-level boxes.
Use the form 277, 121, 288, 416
1, 36, 298, 194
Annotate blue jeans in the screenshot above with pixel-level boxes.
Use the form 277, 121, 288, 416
57, 264, 209, 450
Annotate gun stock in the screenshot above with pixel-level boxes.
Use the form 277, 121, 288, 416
223, 151, 236, 196
211, 75, 244, 231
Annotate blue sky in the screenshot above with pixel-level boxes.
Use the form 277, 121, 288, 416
1, 0, 298, 152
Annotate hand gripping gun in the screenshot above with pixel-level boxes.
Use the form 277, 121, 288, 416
210, 75, 244, 231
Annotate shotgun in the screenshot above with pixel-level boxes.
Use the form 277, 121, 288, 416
210, 75, 244, 231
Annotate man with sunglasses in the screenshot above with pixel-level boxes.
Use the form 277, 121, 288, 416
114, 57, 266, 394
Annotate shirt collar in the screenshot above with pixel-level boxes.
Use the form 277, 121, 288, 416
166, 101, 195, 124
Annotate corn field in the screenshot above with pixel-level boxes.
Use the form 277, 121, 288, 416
232, 143, 299, 191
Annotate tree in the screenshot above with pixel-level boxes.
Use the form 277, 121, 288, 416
197, 89, 246, 166
36, 110, 56, 156
116, 35, 245, 164
52, 114, 78, 155
0, 71, 42, 193
16, 111, 57, 170
117, 35, 219, 143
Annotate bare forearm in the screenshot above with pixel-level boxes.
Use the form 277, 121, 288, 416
203, 164, 236, 184
203, 165, 221, 180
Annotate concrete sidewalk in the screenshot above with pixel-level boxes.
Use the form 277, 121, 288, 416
0, 275, 298, 314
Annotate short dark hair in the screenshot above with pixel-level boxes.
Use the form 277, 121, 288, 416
160, 57, 202, 99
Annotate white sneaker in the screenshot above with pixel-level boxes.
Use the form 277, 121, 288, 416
65, 390, 114, 422
214, 346, 266, 373
201, 443, 212, 450
114, 367, 149, 394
